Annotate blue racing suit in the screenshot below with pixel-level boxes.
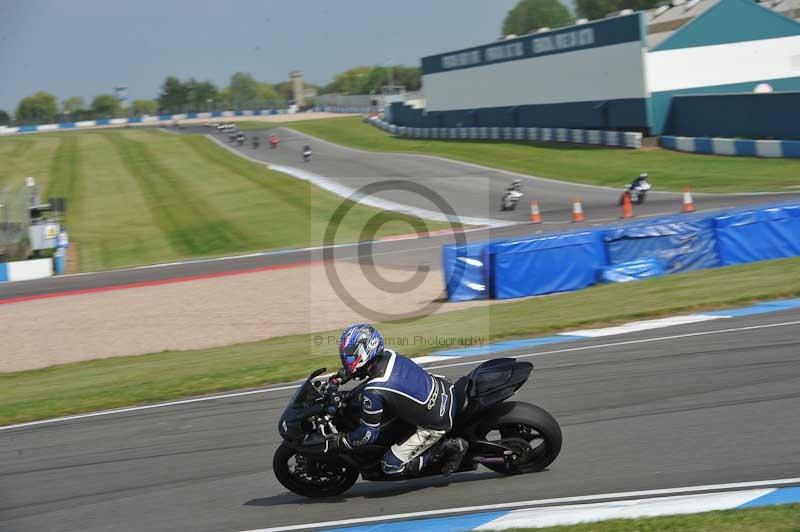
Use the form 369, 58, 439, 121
340, 349, 456, 475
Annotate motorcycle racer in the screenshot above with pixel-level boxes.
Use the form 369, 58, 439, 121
325, 324, 468, 476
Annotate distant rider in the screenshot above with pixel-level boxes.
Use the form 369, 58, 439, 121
506, 179, 522, 193
630, 172, 648, 190
325, 324, 468, 477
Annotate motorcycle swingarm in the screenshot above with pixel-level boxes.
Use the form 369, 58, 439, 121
470, 440, 515, 456
468, 440, 521, 466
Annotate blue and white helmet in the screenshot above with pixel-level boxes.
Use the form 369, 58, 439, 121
339, 324, 384, 376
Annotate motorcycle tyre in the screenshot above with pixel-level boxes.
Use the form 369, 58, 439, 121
273, 443, 359, 498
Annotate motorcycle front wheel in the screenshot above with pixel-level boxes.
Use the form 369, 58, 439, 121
273, 443, 359, 498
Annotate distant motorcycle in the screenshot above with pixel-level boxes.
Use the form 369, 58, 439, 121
252, 136, 260, 149
302, 145, 312, 162
501, 180, 524, 211
620, 177, 652, 205
501, 190, 523, 211
269, 135, 279, 149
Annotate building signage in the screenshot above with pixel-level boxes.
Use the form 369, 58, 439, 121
422, 13, 642, 75
531, 28, 595, 54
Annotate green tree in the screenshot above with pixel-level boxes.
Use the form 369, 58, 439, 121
61, 96, 85, 114
187, 80, 219, 111
219, 86, 232, 108
502, 0, 573, 36
321, 66, 421, 95
130, 99, 158, 116
322, 66, 374, 94
272, 81, 294, 101
390, 66, 422, 91
256, 82, 281, 104
91, 94, 122, 118
157, 76, 190, 113
575, 0, 659, 21
228, 72, 260, 108
16, 92, 58, 124
0, 110, 10, 126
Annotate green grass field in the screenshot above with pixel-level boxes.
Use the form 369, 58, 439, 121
0, 129, 449, 271
487, 503, 800, 532
2, 256, 799, 426
269, 116, 800, 193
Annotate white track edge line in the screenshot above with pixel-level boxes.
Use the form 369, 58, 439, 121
238, 477, 800, 532
2, 318, 798, 432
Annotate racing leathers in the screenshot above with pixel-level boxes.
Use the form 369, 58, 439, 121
338, 349, 456, 475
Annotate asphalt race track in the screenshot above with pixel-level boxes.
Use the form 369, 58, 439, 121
200, 125, 792, 225
2, 310, 799, 532
1, 123, 797, 301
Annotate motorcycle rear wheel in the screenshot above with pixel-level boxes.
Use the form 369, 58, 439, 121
273, 443, 359, 498
478, 404, 562, 475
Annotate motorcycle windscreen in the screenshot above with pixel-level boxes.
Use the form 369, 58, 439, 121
286, 369, 326, 409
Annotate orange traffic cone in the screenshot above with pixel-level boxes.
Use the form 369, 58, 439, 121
572, 196, 585, 223
621, 191, 634, 219
530, 200, 542, 224
682, 187, 695, 213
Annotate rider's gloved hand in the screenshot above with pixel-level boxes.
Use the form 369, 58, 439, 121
325, 433, 347, 453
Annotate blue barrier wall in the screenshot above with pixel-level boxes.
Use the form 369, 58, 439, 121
600, 257, 666, 283
442, 242, 491, 302
492, 232, 606, 299
715, 205, 800, 265
604, 217, 720, 273
443, 202, 800, 301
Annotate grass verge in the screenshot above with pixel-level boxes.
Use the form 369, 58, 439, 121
2, 257, 799, 426
275, 116, 800, 193
487, 503, 800, 532
0, 128, 450, 271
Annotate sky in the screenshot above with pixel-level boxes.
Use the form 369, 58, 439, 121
0, 0, 523, 112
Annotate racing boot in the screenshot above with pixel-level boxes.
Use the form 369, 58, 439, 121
432, 437, 469, 476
